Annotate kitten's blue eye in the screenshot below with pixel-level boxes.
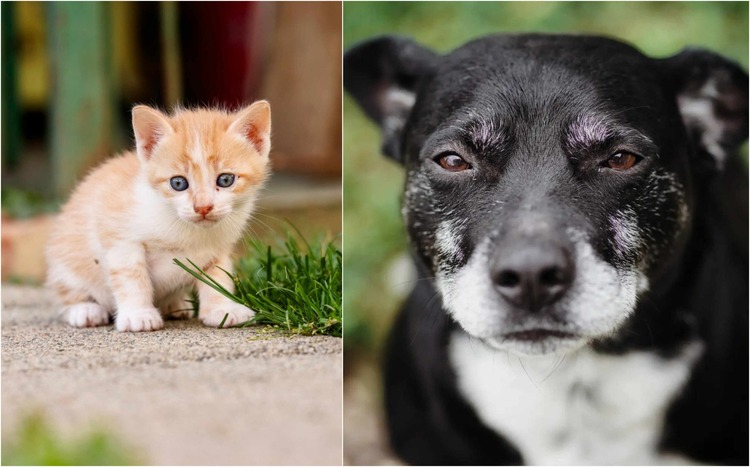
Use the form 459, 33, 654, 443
170, 176, 189, 191
217, 173, 235, 188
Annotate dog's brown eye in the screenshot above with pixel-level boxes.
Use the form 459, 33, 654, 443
435, 153, 471, 172
605, 152, 640, 171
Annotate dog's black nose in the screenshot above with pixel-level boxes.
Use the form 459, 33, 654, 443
490, 241, 574, 312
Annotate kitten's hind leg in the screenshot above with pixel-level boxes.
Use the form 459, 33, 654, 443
51, 281, 111, 327
64, 302, 111, 327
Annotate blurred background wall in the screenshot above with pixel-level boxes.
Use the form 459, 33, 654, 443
1, 1, 342, 282
342, 2, 749, 464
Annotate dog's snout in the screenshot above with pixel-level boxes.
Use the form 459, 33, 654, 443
490, 241, 574, 312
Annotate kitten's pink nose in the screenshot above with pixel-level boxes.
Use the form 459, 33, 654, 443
194, 204, 214, 217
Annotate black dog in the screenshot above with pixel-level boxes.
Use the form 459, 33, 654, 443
345, 34, 748, 465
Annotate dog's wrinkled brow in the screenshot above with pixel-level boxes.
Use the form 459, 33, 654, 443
460, 117, 510, 154
565, 114, 657, 153
567, 115, 614, 148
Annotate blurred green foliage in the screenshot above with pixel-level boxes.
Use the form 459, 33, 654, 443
1, 187, 59, 218
344, 1, 748, 63
343, 2, 749, 354
2, 413, 140, 465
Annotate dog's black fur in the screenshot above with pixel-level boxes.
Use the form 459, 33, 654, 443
345, 34, 748, 465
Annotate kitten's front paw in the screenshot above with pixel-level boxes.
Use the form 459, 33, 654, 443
65, 303, 110, 327
116, 307, 164, 332
201, 302, 255, 328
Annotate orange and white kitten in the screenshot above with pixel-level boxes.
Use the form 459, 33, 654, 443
46, 101, 271, 332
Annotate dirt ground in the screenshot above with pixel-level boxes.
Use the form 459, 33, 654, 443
1, 284, 342, 465
343, 363, 403, 466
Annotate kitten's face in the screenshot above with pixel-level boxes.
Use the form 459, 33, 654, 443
132, 103, 271, 227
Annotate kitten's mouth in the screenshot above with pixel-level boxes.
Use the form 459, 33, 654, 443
192, 217, 219, 226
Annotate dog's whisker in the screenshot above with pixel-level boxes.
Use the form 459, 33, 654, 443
406, 290, 442, 348
517, 357, 539, 390
540, 353, 567, 383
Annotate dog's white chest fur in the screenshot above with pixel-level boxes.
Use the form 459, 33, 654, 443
449, 332, 702, 465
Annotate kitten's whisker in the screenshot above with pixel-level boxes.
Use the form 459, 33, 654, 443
247, 216, 275, 234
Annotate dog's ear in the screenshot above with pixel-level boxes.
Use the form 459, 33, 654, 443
661, 49, 748, 170
344, 36, 438, 162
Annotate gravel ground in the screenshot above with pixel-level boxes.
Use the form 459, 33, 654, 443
1, 285, 342, 465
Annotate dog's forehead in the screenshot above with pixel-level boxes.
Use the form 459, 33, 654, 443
422, 35, 664, 124
442, 34, 656, 86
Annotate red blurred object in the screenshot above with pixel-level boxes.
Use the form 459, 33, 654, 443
179, 2, 267, 109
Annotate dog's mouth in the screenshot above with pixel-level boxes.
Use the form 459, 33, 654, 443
483, 327, 584, 355
502, 328, 579, 342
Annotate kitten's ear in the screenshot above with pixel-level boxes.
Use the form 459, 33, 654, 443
132, 105, 174, 162
229, 100, 272, 158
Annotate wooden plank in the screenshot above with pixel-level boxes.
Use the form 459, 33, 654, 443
47, 2, 115, 198
160, 2, 182, 108
258, 2, 342, 177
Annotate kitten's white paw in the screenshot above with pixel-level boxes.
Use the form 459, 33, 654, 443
116, 307, 164, 332
201, 302, 255, 328
65, 303, 110, 327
